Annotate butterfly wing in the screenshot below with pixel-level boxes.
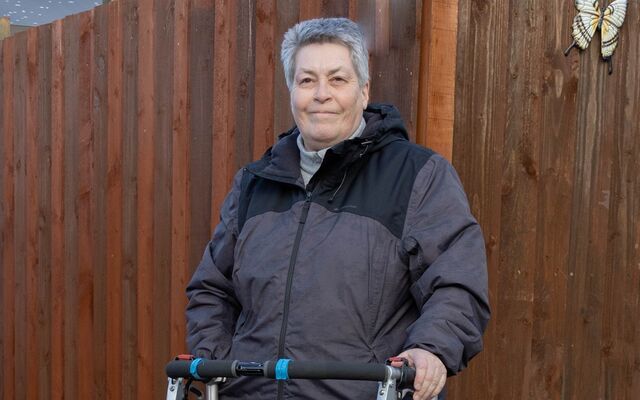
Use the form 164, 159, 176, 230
571, 0, 601, 50
600, 0, 627, 58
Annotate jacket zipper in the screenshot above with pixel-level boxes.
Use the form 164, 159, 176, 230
276, 191, 312, 399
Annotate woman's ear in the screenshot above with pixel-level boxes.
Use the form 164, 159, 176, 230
361, 81, 370, 109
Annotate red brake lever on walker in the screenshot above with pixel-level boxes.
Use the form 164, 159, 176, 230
386, 356, 409, 368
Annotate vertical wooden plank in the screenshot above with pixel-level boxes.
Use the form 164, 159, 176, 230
348, 0, 358, 20
13, 30, 28, 400
416, 0, 432, 147
358, 1, 420, 138
273, 0, 298, 136
493, 1, 545, 397
25, 28, 40, 400
171, 0, 191, 358
0, 33, 6, 400
449, 0, 510, 398
106, 1, 124, 398
608, 11, 640, 396
253, 0, 276, 160
418, 0, 457, 159
120, 1, 139, 398
298, 0, 322, 20
299, 0, 349, 19
231, 1, 255, 172
593, 6, 636, 399
1, 36, 16, 400
565, 13, 614, 397
137, 0, 155, 397
212, 0, 233, 229
50, 19, 65, 400
153, 0, 174, 396
188, 0, 214, 269
75, 11, 96, 400
35, 23, 54, 400
528, 1, 577, 398
599, 5, 640, 396
62, 14, 80, 400
373, 0, 390, 56
91, 6, 109, 399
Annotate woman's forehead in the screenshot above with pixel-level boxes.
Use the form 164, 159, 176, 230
294, 43, 355, 73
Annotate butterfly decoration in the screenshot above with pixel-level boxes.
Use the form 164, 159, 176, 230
564, 0, 628, 74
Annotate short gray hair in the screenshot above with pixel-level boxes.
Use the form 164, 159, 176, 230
280, 18, 369, 90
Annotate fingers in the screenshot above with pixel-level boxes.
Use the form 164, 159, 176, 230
396, 349, 446, 400
418, 367, 445, 400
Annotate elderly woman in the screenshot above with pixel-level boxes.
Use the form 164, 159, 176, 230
186, 18, 489, 400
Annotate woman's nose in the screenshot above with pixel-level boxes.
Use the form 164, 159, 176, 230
313, 80, 331, 102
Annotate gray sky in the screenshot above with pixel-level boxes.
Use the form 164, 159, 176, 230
1, 0, 102, 26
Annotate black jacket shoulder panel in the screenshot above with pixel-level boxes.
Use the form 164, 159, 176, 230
314, 140, 435, 238
238, 168, 306, 232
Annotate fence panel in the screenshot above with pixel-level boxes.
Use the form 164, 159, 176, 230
452, 1, 640, 398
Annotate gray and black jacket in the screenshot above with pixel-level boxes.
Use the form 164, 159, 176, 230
186, 103, 490, 399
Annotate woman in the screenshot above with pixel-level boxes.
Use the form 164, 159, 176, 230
186, 18, 490, 400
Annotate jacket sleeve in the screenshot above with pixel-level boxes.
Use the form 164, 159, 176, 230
401, 154, 490, 375
185, 170, 243, 360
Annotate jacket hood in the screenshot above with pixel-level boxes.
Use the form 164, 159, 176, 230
248, 103, 409, 184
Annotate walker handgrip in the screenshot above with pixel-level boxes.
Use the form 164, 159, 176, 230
165, 360, 191, 378
265, 360, 387, 381
165, 359, 236, 380
398, 365, 416, 389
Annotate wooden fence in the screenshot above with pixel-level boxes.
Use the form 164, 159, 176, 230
5, 0, 638, 399
0, 0, 459, 399
450, 0, 640, 399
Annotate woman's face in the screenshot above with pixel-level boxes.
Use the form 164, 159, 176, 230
290, 42, 369, 151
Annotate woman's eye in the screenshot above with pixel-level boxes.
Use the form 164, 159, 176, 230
299, 78, 312, 84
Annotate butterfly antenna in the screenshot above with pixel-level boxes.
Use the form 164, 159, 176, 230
564, 41, 577, 56
607, 58, 613, 75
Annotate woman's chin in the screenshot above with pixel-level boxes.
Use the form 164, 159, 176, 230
304, 133, 347, 150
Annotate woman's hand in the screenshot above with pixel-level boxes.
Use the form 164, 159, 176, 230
394, 348, 446, 400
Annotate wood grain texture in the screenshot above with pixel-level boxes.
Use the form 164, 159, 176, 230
171, 0, 191, 360
25, 28, 39, 400
91, 8, 109, 399
152, 0, 174, 396
35, 23, 53, 400
106, 1, 123, 398
120, 1, 140, 398
136, 0, 155, 397
451, 1, 640, 399
13, 31, 28, 400
1, 34, 16, 400
50, 19, 65, 400
189, 0, 214, 270
418, 0, 458, 160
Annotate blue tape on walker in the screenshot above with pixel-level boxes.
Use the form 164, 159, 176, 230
275, 359, 291, 380
190, 358, 203, 380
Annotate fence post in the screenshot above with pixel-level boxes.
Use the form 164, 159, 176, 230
0, 16, 10, 40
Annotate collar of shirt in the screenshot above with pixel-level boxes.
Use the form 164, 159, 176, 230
297, 117, 366, 185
